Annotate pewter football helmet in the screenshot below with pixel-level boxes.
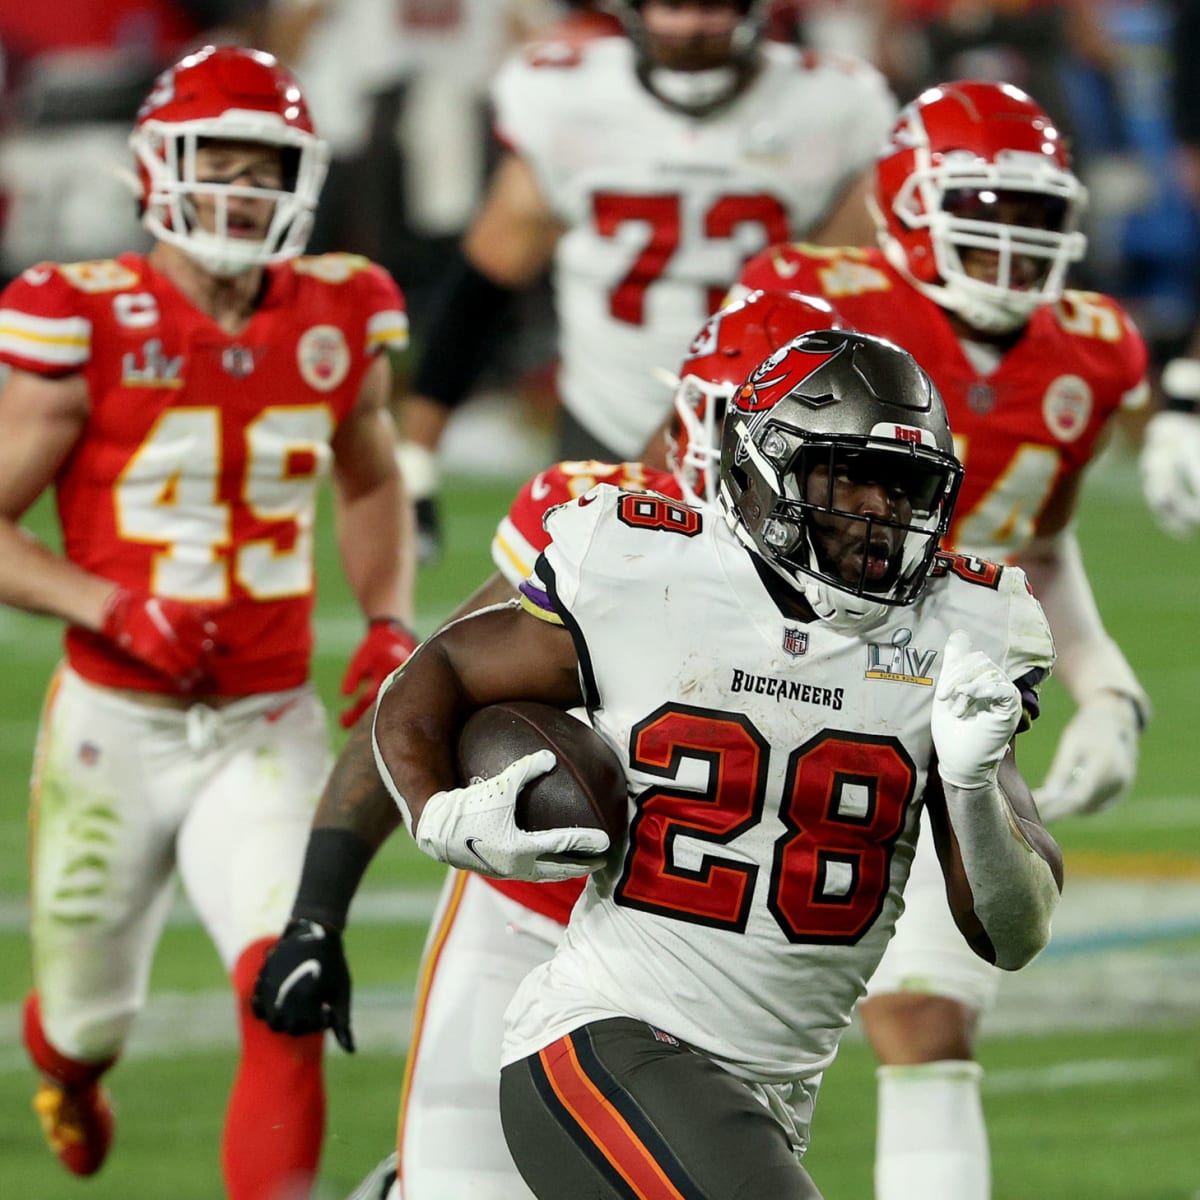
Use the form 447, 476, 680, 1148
719, 329, 963, 631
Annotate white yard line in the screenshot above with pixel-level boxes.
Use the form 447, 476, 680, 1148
0, 886, 442, 933
0, 878, 1196, 1069
983, 1056, 1184, 1095
0, 986, 417, 1076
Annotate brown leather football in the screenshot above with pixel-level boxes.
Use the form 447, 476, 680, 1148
455, 701, 627, 847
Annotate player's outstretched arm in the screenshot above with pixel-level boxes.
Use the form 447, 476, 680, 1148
372, 601, 608, 881
332, 354, 420, 727
928, 631, 1064, 972
1017, 528, 1149, 820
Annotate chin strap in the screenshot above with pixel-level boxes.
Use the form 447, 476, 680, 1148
798, 528, 891, 634
800, 576, 891, 635
643, 65, 741, 113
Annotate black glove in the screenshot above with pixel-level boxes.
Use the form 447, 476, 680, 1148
251, 918, 355, 1052
415, 495, 443, 565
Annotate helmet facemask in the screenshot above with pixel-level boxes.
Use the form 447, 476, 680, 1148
885, 150, 1086, 333
727, 424, 960, 609
668, 374, 730, 506
133, 117, 328, 276
873, 82, 1088, 335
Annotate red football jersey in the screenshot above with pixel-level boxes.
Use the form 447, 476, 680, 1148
492, 459, 677, 590
736, 244, 1148, 560
487, 459, 680, 924
0, 252, 408, 694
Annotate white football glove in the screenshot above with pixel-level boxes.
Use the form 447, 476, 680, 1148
1140, 408, 1200, 538
1033, 692, 1140, 821
931, 630, 1022, 790
414, 749, 610, 882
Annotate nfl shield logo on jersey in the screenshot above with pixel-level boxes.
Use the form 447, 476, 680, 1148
966, 381, 995, 414
782, 626, 809, 657
222, 345, 256, 378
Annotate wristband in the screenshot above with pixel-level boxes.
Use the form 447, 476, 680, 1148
291, 828, 376, 931
370, 615, 417, 641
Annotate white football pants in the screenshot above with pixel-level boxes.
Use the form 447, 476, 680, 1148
29, 665, 330, 1062
394, 870, 566, 1200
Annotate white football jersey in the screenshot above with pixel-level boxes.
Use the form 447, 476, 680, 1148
503, 485, 1054, 1086
492, 38, 896, 455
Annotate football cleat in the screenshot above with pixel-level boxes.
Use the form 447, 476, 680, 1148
33, 1078, 115, 1177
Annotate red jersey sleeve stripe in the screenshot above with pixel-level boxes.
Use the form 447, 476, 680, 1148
492, 516, 537, 586
366, 308, 409, 352
0, 309, 90, 369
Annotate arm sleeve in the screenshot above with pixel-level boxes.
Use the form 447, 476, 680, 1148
409, 248, 518, 411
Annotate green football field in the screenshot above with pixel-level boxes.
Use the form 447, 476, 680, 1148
0, 447, 1197, 1199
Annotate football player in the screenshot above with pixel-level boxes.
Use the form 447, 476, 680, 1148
393, 0, 897, 557
254, 288, 843, 1200
0, 46, 417, 1198
731, 80, 1152, 1200
372, 328, 1063, 1200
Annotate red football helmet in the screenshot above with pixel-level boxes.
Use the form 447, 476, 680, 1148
130, 45, 329, 275
668, 288, 843, 506
872, 80, 1087, 334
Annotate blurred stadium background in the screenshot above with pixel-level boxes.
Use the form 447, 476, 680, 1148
1, 2, 1198, 1198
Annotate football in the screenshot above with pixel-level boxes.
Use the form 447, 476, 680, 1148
455, 701, 627, 848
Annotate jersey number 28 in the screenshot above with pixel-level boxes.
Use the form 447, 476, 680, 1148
617, 704, 916, 943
